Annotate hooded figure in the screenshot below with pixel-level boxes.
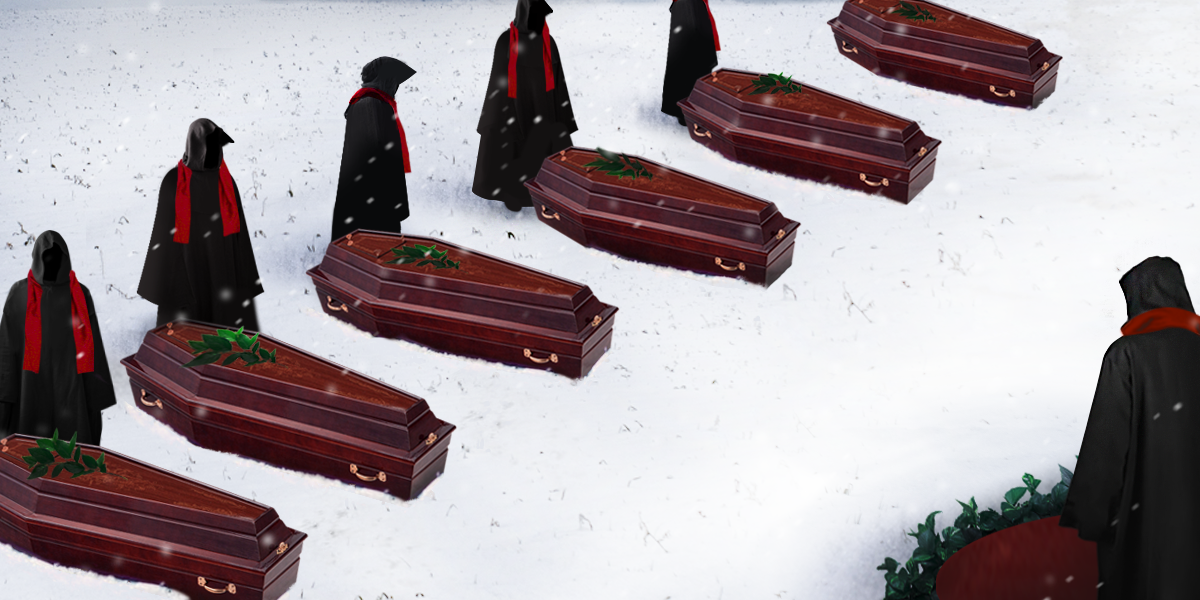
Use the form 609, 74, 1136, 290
137, 118, 263, 330
1059, 256, 1200, 599
472, 0, 577, 212
661, 0, 720, 126
0, 231, 117, 444
332, 57, 416, 241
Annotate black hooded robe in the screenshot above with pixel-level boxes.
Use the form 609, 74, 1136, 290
1059, 256, 1200, 599
0, 231, 117, 445
331, 57, 416, 241
472, 0, 577, 211
137, 118, 264, 331
661, 0, 719, 125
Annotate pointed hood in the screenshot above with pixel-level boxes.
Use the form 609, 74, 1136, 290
515, 0, 552, 32
30, 230, 71, 286
1119, 257, 1193, 320
360, 57, 416, 99
181, 118, 234, 171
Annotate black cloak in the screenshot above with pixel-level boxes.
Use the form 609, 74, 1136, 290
472, 0, 577, 211
0, 231, 116, 444
137, 118, 263, 330
661, 0, 719, 125
331, 57, 415, 241
1059, 256, 1200, 599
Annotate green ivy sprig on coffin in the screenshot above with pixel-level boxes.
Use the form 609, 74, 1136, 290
877, 464, 1074, 600
21, 429, 127, 481
184, 326, 277, 368
746, 72, 803, 95
892, 1, 936, 23
386, 243, 461, 270
583, 148, 654, 181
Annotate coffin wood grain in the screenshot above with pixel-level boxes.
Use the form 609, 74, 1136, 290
526, 147, 799, 286
307, 231, 617, 378
119, 321, 456, 500
829, 0, 1062, 107
0, 435, 305, 600
678, 69, 939, 203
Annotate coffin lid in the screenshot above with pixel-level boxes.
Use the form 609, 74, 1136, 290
0, 435, 292, 555
541, 147, 788, 232
701, 69, 921, 143
839, 0, 1045, 59
140, 321, 433, 429
325, 231, 595, 312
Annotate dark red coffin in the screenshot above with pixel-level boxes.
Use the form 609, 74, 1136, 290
937, 516, 1098, 600
0, 434, 306, 600
307, 231, 618, 378
829, 0, 1062, 108
525, 147, 800, 287
678, 69, 940, 204
120, 321, 456, 500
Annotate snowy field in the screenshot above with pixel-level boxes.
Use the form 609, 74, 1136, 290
1, 0, 1197, 598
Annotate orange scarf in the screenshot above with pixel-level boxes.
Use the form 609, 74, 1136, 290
23, 270, 94, 374
174, 159, 239, 244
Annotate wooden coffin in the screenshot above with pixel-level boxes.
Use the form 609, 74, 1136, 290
829, 0, 1062, 108
120, 321, 456, 500
678, 69, 940, 204
0, 434, 306, 600
937, 516, 1097, 600
525, 147, 801, 286
307, 231, 618, 378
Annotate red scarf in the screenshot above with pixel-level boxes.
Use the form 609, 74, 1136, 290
348, 87, 412, 173
508, 21, 555, 99
1120, 307, 1200, 336
174, 159, 239, 244
23, 270, 94, 374
674, 0, 721, 51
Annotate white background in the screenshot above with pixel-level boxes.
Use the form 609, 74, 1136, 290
1, 0, 1195, 598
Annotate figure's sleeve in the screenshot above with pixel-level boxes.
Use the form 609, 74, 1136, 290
0, 282, 24, 435
477, 32, 521, 155
136, 169, 187, 306
549, 36, 577, 134
1059, 341, 1133, 541
231, 179, 265, 298
80, 286, 117, 412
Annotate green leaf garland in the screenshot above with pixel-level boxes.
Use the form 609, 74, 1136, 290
746, 72, 803, 96
183, 326, 277, 369
386, 243, 461, 270
892, 1, 936, 23
582, 147, 654, 181
19, 429, 127, 481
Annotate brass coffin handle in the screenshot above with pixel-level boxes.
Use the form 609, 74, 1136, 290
775, 229, 786, 241
692, 124, 712, 139
540, 205, 561, 221
918, 146, 927, 157
326, 296, 348, 312
140, 389, 163, 410
840, 40, 858, 54
591, 315, 602, 327
426, 433, 438, 446
196, 577, 236, 594
276, 542, 288, 555
1042, 61, 1049, 71
714, 257, 745, 271
349, 464, 387, 482
523, 348, 559, 364
859, 173, 889, 187
989, 85, 1016, 98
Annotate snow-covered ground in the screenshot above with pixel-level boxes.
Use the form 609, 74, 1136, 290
1, 0, 1196, 598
